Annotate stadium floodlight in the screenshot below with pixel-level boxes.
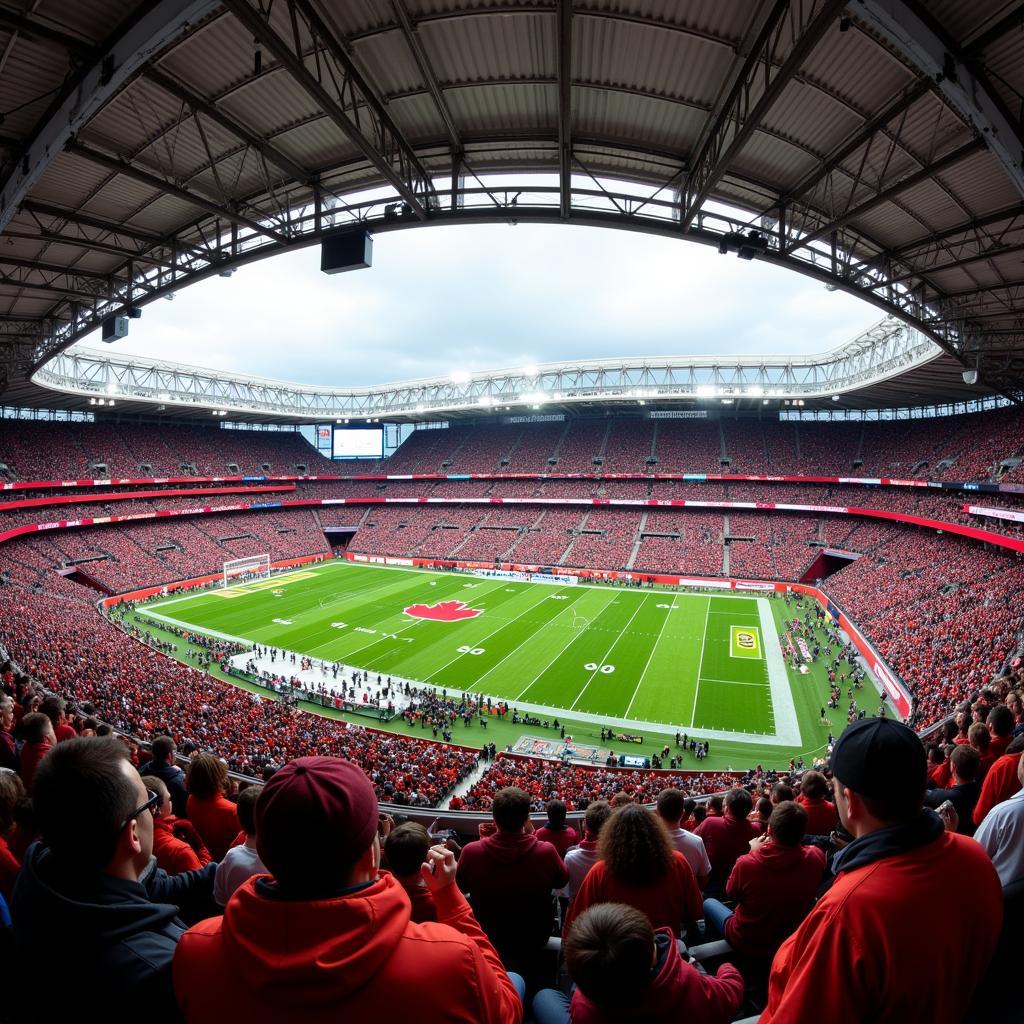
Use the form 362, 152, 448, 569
450, 370, 471, 384
521, 363, 539, 377
721, 397, 734, 404
696, 385, 716, 398
478, 395, 493, 407
832, 395, 841, 401
746, 385, 764, 396
962, 369, 979, 385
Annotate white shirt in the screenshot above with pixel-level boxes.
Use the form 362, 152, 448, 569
214, 841, 268, 906
562, 841, 600, 900
974, 788, 1024, 887
666, 826, 712, 883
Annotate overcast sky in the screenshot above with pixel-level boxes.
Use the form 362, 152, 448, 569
88, 223, 881, 387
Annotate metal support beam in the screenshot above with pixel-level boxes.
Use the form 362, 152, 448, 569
892, 240, 1024, 284
890, 203, 1024, 256
0, 275, 97, 301
681, 0, 846, 230
557, 0, 573, 220
0, 253, 121, 283
20, 200, 168, 245
792, 138, 984, 251
0, 8, 93, 55
224, 0, 436, 219
851, 0, 1024, 199
389, 0, 462, 153
68, 141, 287, 244
0, 0, 220, 235
786, 79, 930, 201
0, 229, 175, 268
145, 68, 314, 186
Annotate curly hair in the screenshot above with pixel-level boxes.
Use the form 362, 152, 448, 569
597, 804, 674, 886
186, 752, 228, 799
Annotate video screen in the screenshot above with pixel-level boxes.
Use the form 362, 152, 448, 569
332, 427, 384, 459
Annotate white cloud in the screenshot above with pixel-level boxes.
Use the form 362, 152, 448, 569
94, 223, 880, 386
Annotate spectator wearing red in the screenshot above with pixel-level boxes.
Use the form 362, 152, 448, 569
457, 786, 568, 975
39, 695, 77, 743
535, 800, 580, 859
969, 721, 996, 780
761, 718, 1002, 1023
185, 754, 240, 861
145, 775, 210, 875
563, 800, 611, 901
564, 804, 703, 940
703, 801, 825, 961
987, 705, 1014, 757
795, 771, 839, 836
926, 744, 951, 789
384, 821, 437, 923
532, 904, 743, 1024
972, 735, 1024, 827
656, 788, 711, 888
694, 788, 760, 894
174, 757, 524, 1023
0, 693, 18, 773
973, 751, 1024, 886
17, 712, 55, 793
0, 770, 25, 901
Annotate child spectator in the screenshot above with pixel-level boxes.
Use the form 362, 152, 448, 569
384, 822, 436, 922
213, 786, 266, 906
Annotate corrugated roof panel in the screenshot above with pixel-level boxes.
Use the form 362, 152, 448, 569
978, 29, 1024, 112
421, 11, 555, 83
266, 118, 364, 173
83, 176, 168, 222
156, 11, 260, 100
354, 28, 427, 97
923, 0, 1012, 46
34, 0, 140, 41
574, 14, 729, 108
445, 82, 556, 133
0, 40, 77, 138
574, 87, 704, 154
30, 153, 115, 208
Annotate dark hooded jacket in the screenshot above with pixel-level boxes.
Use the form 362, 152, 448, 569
11, 842, 214, 1022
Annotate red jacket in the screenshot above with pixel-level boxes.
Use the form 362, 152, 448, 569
152, 817, 204, 876
535, 824, 580, 859
973, 752, 1022, 826
173, 872, 522, 1024
564, 852, 702, 939
186, 794, 239, 862
18, 739, 52, 793
0, 833, 20, 902
796, 796, 838, 837
724, 842, 825, 959
457, 830, 568, 962
568, 929, 743, 1024
694, 814, 760, 887
761, 831, 1002, 1024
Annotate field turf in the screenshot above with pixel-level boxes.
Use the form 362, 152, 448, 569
143, 561, 810, 742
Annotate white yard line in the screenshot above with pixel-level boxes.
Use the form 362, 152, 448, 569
420, 586, 565, 683
570, 595, 651, 712
624, 594, 675, 718
513, 589, 620, 702
688, 598, 713, 727
698, 677, 771, 688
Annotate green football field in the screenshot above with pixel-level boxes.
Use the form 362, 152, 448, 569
142, 560, 809, 745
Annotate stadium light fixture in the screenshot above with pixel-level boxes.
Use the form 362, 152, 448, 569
450, 370, 471, 385
721, 398, 734, 404
696, 385, 716, 398
832, 395, 841, 401
746, 385, 764, 396
522, 364, 539, 377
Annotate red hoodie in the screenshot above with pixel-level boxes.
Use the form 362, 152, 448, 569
456, 830, 568, 963
568, 929, 743, 1024
796, 796, 839, 837
973, 752, 1022, 826
724, 841, 826, 959
535, 824, 580, 859
173, 872, 521, 1024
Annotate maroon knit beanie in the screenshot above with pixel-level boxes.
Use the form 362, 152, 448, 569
255, 756, 379, 892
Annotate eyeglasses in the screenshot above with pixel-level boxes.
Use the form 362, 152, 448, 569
119, 789, 160, 831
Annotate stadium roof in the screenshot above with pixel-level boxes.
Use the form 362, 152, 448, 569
0, 0, 1022, 409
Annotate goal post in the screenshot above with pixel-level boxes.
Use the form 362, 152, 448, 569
223, 553, 271, 587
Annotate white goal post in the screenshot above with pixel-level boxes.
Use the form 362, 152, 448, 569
223, 553, 271, 587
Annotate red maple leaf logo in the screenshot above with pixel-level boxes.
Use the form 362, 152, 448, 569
403, 600, 484, 622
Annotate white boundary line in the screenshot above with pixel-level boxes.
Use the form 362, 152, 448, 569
624, 594, 675, 718
689, 598, 712, 727
759, 598, 800, 746
569, 594, 651, 712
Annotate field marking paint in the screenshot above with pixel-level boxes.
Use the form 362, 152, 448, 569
512, 589, 620, 702
419, 586, 566, 684
759, 598, 801, 746
624, 594, 676, 719
698, 676, 771, 688
689, 598, 712, 727
471, 589, 590, 691
569, 595, 651, 712
729, 625, 762, 659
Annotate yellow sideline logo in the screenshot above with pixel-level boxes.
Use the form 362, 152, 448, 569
730, 625, 762, 659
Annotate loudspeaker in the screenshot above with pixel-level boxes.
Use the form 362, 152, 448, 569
101, 316, 129, 342
321, 231, 373, 275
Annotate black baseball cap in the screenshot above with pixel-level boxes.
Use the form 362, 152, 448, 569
829, 717, 926, 801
